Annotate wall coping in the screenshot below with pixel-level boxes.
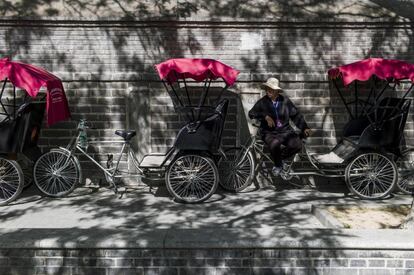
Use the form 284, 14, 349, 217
0, 17, 410, 28
0, 228, 413, 250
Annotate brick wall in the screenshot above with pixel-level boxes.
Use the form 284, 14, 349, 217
1, 2, 414, 176
0, 248, 413, 275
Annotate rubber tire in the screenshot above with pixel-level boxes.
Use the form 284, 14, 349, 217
33, 150, 81, 197
0, 158, 24, 206
345, 152, 397, 200
218, 147, 254, 192
397, 149, 414, 194
165, 154, 218, 203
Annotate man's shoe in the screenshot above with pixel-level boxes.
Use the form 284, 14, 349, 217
272, 166, 282, 177
282, 161, 290, 172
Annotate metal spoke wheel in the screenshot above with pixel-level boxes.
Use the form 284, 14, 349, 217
397, 149, 414, 194
0, 157, 24, 205
166, 154, 218, 203
345, 152, 397, 199
218, 147, 254, 192
33, 150, 81, 197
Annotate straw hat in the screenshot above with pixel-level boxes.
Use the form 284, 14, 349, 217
261, 77, 283, 91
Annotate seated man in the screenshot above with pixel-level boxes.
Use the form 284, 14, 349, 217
248, 77, 312, 176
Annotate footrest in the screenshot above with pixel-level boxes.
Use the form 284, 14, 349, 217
139, 154, 167, 168
311, 152, 344, 164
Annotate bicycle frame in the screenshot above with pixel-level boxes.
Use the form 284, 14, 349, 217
243, 132, 344, 179
60, 123, 144, 191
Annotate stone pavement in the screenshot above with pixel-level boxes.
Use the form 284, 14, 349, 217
0, 175, 411, 230
2, 176, 414, 275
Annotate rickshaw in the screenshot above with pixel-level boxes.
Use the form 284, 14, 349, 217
218, 58, 414, 200
0, 57, 70, 205
32, 58, 239, 203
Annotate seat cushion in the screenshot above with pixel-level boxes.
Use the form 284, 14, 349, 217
115, 130, 136, 141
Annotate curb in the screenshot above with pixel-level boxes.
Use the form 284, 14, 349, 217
1, 228, 414, 250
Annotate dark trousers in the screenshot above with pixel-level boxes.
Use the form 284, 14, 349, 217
263, 131, 302, 167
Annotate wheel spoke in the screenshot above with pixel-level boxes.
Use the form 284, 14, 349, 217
0, 158, 23, 204
34, 151, 79, 197
167, 155, 218, 203
347, 153, 396, 199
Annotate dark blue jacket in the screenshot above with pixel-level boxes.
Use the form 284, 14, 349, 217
248, 94, 309, 134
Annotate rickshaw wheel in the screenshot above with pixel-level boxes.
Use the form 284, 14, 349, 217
0, 157, 24, 206
345, 152, 397, 200
218, 147, 254, 192
396, 149, 414, 195
165, 154, 218, 203
33, 150, 81, 197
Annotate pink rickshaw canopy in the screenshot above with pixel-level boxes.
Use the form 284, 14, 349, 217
0, 58, 70, 126
328, 58, 414, 86
155, 58, 240, 86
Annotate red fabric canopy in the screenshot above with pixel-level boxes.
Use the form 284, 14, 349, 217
155, 58, 240, 86
328, 58, 414, 86
0, 58, 70, 126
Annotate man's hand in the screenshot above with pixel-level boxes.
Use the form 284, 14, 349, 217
303, 128, 312, 137
265, 115, 275, 128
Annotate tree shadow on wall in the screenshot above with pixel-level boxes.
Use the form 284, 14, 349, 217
2, 2, 414, 274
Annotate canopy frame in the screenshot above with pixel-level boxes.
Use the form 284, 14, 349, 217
157, 58, 238, 123
332, 75, 413, 130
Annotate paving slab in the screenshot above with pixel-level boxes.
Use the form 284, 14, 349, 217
0, 177, 411, 230
0, 176, 413, 250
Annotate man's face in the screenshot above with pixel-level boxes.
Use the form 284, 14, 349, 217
266, 88, 279, 100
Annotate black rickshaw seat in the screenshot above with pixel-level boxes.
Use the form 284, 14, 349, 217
115, 130, 136, 141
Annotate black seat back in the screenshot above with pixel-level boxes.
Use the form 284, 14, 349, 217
0, 102, 45, 153
358, 98, 411, 151
173, 99, 229, 152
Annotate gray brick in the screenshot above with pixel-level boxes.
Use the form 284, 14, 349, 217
206, 258, 225, 267
358, 269, 393, 275
350, 259, 367, 267
386, 260, 403, 268
254, 258, 294, 267
359, 251, 398, 258
322, 268, 359, 275
115, 258, 135, 267
72, 267, 107, 275
0, 250, 36, 257
295, 259, 313, 267
35, 266, 72, 275
178, 267, 216, 275
107, 268, 144, 275
187, 258, 205, 267
45, 257, 64, 266
242, 258, 253, 267
368, 260, 385, 267
134, 258, 152, 267
330, 259, 348, 267
9, 257, 45, 266
96, 258, 115, 267
396, 269, 414, 275
313, 259, 330, 267
152, 258, 169, 266
407, 260, 414, 268
287, 268, 322, 275
215, 268, 251, 275
0, 267, 35, 275
169, 258, 187, 267
144, 267, 178, 275
35, 250, 68, 257
224, 259, 242, 267
252, 267, 288, 275
0, 257, 8, 267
